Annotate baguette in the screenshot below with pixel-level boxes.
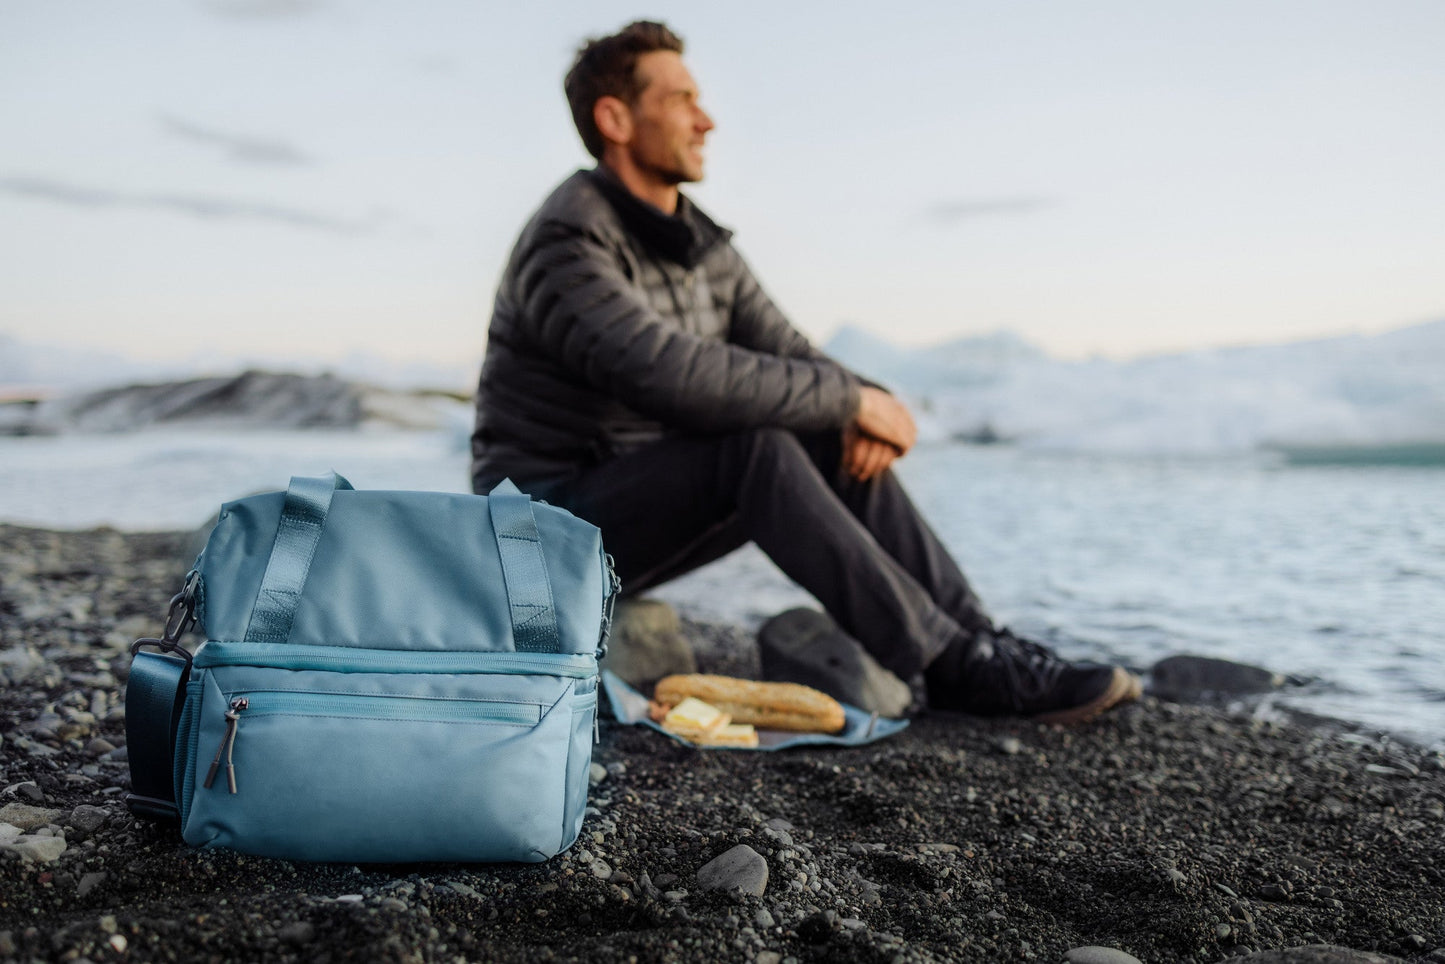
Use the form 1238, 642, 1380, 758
653, 674, 846, 734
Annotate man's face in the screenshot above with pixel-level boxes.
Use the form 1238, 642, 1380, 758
624, 50, 714, 184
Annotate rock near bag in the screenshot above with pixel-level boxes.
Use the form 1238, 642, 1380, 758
124, 473, 618, 864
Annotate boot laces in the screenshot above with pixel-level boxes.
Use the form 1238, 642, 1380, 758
990, 629, 1066, 710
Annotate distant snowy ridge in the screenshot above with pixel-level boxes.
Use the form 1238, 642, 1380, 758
0, 370, 470, 436
0, 333, 474, 395
825, 319, 1445, 455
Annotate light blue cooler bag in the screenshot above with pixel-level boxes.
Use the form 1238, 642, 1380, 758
124, 473, 618, 864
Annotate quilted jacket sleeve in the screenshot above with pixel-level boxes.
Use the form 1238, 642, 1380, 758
513, 221, 862, 433
726, 250, 829, 361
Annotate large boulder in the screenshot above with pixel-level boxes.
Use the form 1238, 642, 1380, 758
599, 598, 695, 689
757, 608, 912, 717
1147, 654, 1286, 702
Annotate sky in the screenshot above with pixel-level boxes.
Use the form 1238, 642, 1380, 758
2, 0, 1443, 383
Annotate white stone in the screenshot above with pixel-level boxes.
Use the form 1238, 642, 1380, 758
3, 835, 68, 863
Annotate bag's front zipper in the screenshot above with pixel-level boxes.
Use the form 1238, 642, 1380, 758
201, 691, 542, 793
203, 697, 247, 793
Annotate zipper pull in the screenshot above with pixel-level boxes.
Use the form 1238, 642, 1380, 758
594, 713, 600, 745
203, 697, 248, 793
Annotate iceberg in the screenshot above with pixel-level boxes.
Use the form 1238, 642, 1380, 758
826, 319, 1445, 456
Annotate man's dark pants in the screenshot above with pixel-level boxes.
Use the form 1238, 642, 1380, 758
528, 428, 992, 681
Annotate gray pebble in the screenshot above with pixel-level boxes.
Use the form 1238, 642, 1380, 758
1363, 764, 1407, 777
589, 763, 608, 786
76, 872, 107, 898
1065, 948, 1144, 964
278, 921, 315, 944
917, 842, 959, 854
697, 844, 769, 896
10, 783, 45, 804
67, 805, 108, 834
996, 736, 1023, 756
591, 859, 613, 881
754, 908, 775, 928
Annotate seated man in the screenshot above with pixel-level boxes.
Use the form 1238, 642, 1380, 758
471, 20, 1140, 723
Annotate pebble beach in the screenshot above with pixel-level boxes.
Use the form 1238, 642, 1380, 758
3, 523, 1444, 963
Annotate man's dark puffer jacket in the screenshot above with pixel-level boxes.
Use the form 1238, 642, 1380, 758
471, 168, 864, 490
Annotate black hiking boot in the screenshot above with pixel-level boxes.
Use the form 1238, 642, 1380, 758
925, 628, 1141, 724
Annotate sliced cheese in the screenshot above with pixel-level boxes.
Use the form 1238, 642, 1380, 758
699, 723, 759, 748
661, 697, 730, 740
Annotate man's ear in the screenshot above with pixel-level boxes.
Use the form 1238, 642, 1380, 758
593, 95, 633, 147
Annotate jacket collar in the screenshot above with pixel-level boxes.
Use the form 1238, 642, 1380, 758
586, 167, 732, 269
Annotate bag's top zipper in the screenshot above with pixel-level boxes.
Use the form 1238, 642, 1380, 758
228, 690, 544, 724
193, 641, 597, 677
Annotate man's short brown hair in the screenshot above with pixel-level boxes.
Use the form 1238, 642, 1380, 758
564, 20, 685, 160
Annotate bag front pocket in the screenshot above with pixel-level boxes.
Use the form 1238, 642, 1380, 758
180, 655, 588, 863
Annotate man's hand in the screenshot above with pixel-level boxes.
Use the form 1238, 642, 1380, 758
854, 386, 917, 455
843, 425, 901, 481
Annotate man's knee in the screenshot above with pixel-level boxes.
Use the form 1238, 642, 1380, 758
730, 427, 813, 476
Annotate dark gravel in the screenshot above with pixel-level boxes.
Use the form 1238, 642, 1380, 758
3, 523, 1445, 963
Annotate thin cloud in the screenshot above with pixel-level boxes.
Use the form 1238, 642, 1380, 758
0, 176, 381, 235
160, 115, 313, 166
202, 0, 323, 18
411, 55, 459, 78
922, 197, 1058, 225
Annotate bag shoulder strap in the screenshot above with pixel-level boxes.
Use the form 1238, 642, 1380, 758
488, 480, 561, 653
124, 650, 189, 819
243, 471, 353, 643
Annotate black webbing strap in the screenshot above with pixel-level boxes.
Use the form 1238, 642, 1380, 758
124, 651, 189, 820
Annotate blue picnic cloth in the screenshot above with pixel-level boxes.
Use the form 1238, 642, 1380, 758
601, 670, 908, 751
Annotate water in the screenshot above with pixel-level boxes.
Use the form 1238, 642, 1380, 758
3, 430, 1441, 747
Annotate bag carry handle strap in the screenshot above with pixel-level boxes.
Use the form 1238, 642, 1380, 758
243, 471, 353, 643
124, 650, 189, 819
488, 479, 562, 653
